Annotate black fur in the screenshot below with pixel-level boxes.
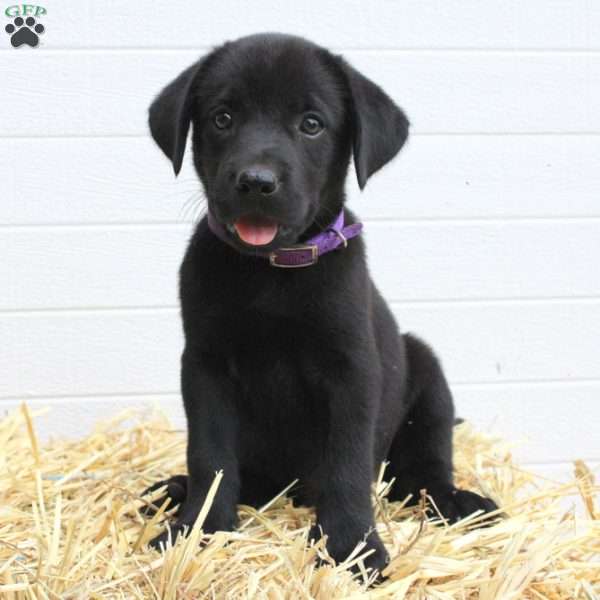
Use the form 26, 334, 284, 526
144, 33, 497, 577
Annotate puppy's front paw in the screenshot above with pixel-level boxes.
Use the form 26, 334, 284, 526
148, 505, 238, 551
148, 521, 190, 550
310, 524, 389, 579
358, 534, 389, 582
429, 486, 498, 524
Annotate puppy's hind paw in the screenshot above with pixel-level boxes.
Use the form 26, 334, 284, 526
430, 486, 499, 526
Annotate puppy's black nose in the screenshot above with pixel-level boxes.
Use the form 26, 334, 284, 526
236, 167, 278, 195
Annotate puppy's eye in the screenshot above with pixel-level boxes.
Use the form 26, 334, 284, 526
299, 115, 324, 136
214, 111, 232, 130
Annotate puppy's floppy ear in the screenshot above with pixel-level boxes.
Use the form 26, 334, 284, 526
148, 60, 204, 176
340, 60, 410, 190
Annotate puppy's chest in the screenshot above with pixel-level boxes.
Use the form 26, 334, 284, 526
237, 371, 327, 476
224, 313, 331, 452
226, 315, 327, 399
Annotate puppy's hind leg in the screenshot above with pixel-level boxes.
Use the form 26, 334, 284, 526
386, 334, 498, 523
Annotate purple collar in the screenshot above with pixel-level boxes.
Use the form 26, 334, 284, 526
207, 210, 363, 268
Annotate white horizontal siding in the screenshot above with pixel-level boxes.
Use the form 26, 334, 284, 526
400, 300, 600, 384
0, 395, 187, 442
2, 383, 598, 465
2, 221, 599, 310
9, 0, 600, 50
2, 135, 600, 225
455, 381, 600, 463
2, 51, 600, 137
2, 1, 599, 473
2, 302, 599, 399
0, 309, 182, 399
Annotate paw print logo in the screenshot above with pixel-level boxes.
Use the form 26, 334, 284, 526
5, 16, 45, 48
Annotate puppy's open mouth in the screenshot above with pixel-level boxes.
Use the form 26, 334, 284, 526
228, 215, 279, 246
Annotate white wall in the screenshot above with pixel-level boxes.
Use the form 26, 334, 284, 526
2, 1, 599, 479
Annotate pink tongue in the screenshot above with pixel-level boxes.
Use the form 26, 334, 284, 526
234, 216, 278, 246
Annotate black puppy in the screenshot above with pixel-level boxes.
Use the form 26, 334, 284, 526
145, 33, 497, 575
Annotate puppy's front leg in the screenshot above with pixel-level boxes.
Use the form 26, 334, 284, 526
310, 372, 388, 575
149, 350, 240, 549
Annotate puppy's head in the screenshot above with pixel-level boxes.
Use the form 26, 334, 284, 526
149, 33, 409, 253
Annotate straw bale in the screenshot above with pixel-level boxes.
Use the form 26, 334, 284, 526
0, 404, 598, 599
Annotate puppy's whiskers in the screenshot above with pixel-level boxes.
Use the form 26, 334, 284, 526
179, 190, 207, 224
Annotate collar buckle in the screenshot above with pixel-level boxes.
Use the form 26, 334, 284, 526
269, 244, 319, 268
